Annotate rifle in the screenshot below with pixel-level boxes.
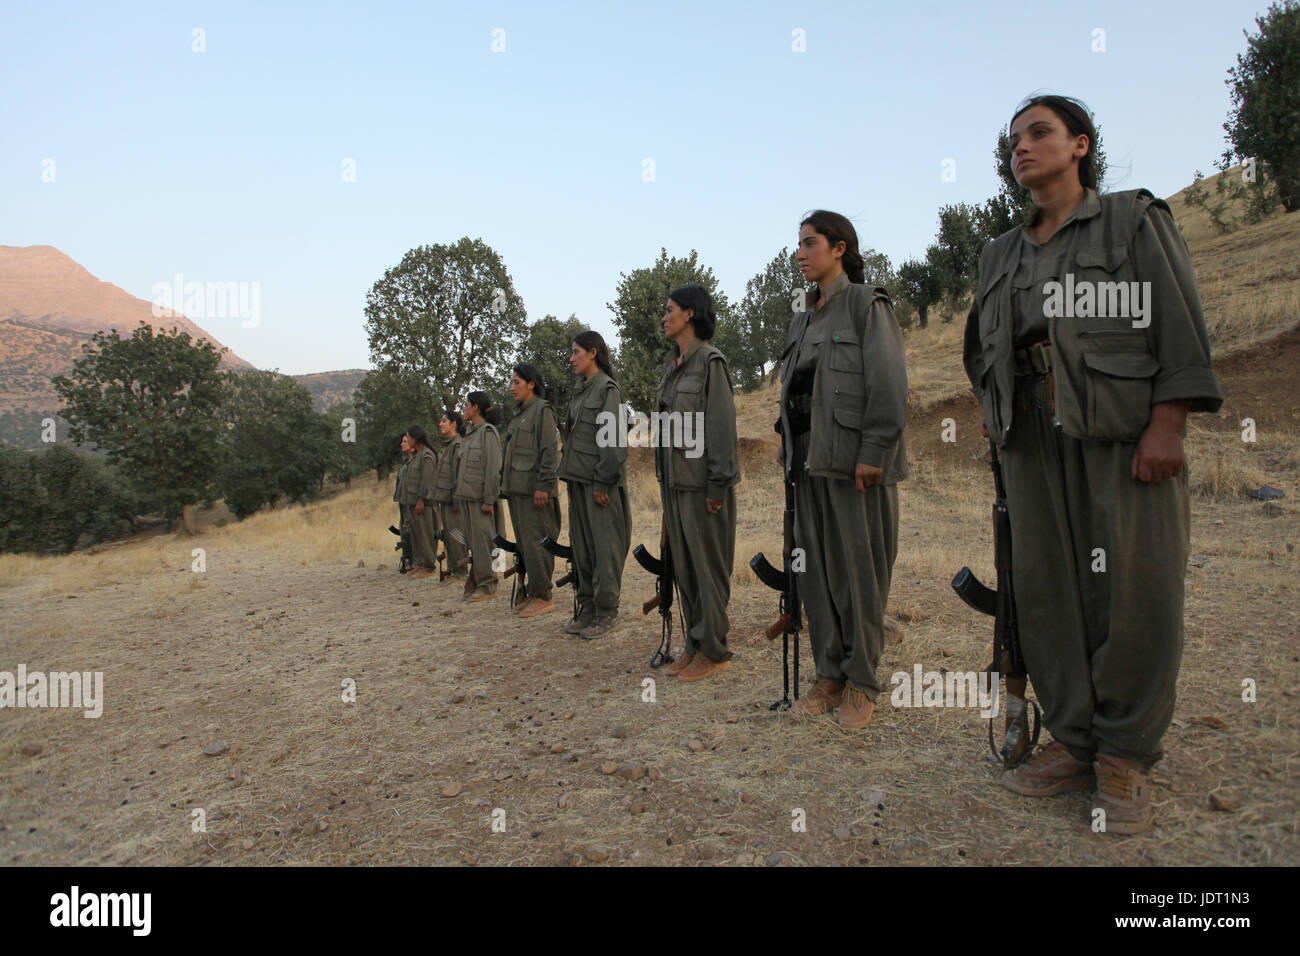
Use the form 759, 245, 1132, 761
492, 531, 527, 608
632, 530, 676, 668
951, 439, 1041, 768
388, 524, 413, 574
749, 450, 801, 711
541, 535, 577, 620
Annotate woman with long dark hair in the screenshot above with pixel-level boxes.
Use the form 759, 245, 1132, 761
557, 331, 630, 639
502, 363, 562, 617
656, 284, 740, 682
777, 209, 909, 728
963, 94, 1222, 833
434, 409, 469, 578
454, 391, 503, 601
404, 424, 440, 579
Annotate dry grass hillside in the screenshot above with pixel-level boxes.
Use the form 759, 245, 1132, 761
1, 194, 1296, 868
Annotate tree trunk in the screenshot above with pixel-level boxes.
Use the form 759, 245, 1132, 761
181, 503, 197, 535
918, 306, 929, 330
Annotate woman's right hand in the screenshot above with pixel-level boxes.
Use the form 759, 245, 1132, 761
979, 422, 989, 439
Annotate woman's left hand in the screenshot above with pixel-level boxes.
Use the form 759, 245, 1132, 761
1131, 401, 1189, 483
533, 490, 549, 508
855, 463, 883, 492
706, 498, 723, 514
593, 491, 610, 508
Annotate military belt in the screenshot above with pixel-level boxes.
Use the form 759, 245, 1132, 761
1012, 340, 1053, 377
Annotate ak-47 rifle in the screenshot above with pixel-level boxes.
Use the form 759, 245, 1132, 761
750, 442, 801, 711
541, 535, 577, 619
952, 439, 1041, 767
632, 522, 676, 668
492, 531, 527, 609
388, 524, 413, 574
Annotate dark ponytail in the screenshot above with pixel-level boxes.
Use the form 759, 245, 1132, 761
467, 390, 502, 427
572, 330, 615, 381
799, 209, 865, 285
667, 284, 717, 340
513, 363, 550, 403
442, 408, 465, 437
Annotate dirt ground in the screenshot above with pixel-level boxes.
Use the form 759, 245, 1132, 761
1, 334, 1297, 867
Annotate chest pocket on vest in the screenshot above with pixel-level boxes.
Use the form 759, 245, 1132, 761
568, 393, 605, 457
976, 260, 1015, 340
672, 372, 706, 413
827, 329, 864, 397
510, 420, 537, 470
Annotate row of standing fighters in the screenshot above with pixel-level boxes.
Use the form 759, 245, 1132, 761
393, 91, 1221, 835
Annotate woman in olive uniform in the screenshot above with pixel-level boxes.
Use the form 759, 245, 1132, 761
557, 331, 630, 639
405, 425, 440, 579
434, 410, 469, 579
656, 285, 740, 682
777, 210, 909, 730
502, 364, 562, 617
455, 392, 503, 601
963, 95, 1222, 834
392, 437, 413, 572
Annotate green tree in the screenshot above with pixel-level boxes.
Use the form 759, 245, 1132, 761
218, 370, 330, 519
929, 205, 984, 312
896, 257, 943, 330
607, 249, 732, 413
1223, 0, 1300, 212
353, 364, 441, 480
860, 247, 896, 290
322, 401, 369, 487
51, 322, 227, 533
737, 248, 804, 384
518, 314, 588, 415
363, 238, 528, 412
0, 445, 142, 554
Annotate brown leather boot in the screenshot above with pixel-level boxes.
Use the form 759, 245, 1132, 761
518, 598, 554, 618
679, 657, 730, 683
792, 678, 844, 716
665, 654, 694, 677
837, 682, 875, 730
1001, 741, 1096, 796
1094, 754, 1154, 834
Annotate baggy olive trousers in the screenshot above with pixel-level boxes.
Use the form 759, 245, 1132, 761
508, 494, 561, 601
567, 482, 631, 617
1001, 375, 1189, 766
662, 486, 735, 662
439, 500, 469, 573
793, 434, 899, 700
410, 503, 438, 569
459, 499, 499, 593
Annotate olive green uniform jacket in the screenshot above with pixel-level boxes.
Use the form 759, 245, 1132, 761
778, 275, 908, 699
655, 339, 740, 661
406, 445, 438, 569
502, 395, 562, 600
455, 419, 502, 592
434, 434, 468, 572
962, 189, 1223, 765
559, 370, 630, 617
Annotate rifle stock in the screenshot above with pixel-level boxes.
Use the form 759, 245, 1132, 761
951, 440, 1040, 767
632, 542, 674, 668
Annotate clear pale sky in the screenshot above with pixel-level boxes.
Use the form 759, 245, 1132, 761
2, 0, 1267, 375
